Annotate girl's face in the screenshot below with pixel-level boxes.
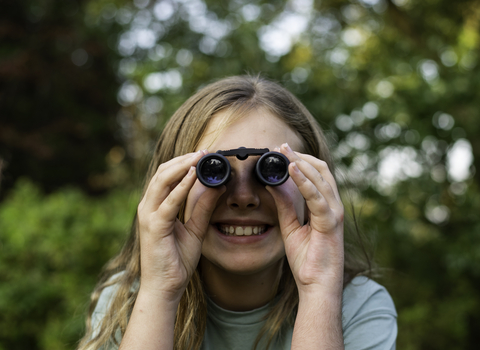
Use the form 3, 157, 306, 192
184, 108, 306, 276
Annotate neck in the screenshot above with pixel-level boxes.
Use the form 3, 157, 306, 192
200, 257, 284, 311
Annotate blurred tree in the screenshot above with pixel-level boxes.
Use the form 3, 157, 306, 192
0, 0, 124, 197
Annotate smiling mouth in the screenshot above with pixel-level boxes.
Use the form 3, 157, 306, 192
216, 224, 269, 236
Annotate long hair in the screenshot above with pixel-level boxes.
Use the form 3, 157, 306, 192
77, 75, 374, 350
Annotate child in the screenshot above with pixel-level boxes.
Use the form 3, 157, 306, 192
78, 75, 397, 350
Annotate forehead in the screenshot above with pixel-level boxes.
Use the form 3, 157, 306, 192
196, 108, 304, 152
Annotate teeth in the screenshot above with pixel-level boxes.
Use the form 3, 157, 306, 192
218, 225, 267, 236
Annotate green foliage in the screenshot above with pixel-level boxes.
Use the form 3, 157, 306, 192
365, 179, 480, 349
0, 180, 137, 350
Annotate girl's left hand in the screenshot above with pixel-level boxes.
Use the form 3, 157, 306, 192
267, 143, 345, 296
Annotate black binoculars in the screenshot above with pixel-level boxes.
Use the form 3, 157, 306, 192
197, 147, 290, 187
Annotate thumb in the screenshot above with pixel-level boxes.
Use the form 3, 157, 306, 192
266, 185, 301, 240
184, 186, 226, 241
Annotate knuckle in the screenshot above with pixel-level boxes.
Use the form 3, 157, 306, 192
158, 163, 168, 172
164, 194, 177, 208
317, 199, 329, 212
298, 174, 309, 188
317, 160, 329, 171
136, 211, 150, 228
305, 188, 321, 203
336, 209, 345, 222
155, 172, 168, 185
182, 155, 193, 165
137, 199, 149, 215
314, 171, 324, 183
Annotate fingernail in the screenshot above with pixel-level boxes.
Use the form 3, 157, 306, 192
188, 166, 196, 176
291, 162, 299, 172
283, 143, 292, 151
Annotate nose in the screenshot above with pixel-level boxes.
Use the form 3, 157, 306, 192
226, 161, 261, 210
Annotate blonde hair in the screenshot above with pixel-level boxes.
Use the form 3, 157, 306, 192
77, 75, 374, 350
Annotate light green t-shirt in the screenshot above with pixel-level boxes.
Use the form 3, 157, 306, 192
201, 276, 397, 349
92, 276, 397, 349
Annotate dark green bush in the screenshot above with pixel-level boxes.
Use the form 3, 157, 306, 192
0, 180, 137, 350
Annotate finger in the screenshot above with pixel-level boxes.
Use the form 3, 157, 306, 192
157, 166, 199, 222
139, 153, 196, 210
295, 153, 341, 203
280, 144, 341, 210
184, 186, 226, 241
288, 161, 331, 217
293, 154, 341, 209
142, 150, 207, 212
266, 185, 302, 239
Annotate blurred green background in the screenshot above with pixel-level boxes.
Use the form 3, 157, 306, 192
1, 0, 479, 349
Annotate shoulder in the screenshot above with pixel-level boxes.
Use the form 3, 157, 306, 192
342, 276, 397, 321
91, 272, 129, 336
341, 276, 397, 349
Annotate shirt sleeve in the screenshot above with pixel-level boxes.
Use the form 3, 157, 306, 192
91, 283, 119, 338
90, 273, 125, 349
342, 276, 398, 350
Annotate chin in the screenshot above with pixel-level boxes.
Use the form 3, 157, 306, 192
201, 253, 285, 277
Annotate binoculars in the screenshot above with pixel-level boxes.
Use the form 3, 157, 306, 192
197, 147, 290, 187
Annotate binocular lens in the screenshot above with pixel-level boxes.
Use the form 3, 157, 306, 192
257, 154, 288, 185
198, 154, 230, 186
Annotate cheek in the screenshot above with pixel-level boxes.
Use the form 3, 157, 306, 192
184, 180, 207, 222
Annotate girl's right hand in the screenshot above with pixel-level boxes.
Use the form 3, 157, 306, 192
136, 150, 225, 302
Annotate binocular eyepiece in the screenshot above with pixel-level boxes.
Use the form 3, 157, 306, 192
197, 147, 290, 187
